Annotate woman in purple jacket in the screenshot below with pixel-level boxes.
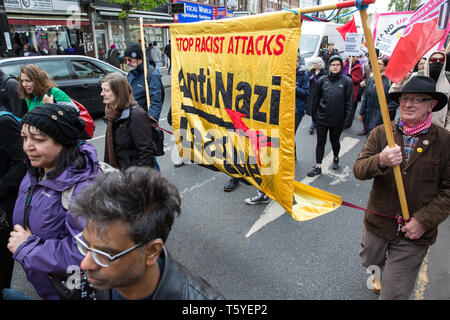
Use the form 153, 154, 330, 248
7, 103, 100, 299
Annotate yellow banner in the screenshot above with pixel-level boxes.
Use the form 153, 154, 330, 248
170, 11, 342, 219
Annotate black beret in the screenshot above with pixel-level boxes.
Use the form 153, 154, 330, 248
22, 103, 85, 147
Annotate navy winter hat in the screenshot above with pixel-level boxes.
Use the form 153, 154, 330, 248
22, 103, 85, 146
124, 42, 143, 60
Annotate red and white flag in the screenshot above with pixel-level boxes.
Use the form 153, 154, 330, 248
385, 0, 450, 83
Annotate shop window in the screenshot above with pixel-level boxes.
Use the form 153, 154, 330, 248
34, 61, 71, 81
72, 60, 104, 79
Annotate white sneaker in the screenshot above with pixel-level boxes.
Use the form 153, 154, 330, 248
245, 191, 270, 205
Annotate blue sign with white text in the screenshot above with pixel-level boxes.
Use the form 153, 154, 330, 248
177, 1, 214, 23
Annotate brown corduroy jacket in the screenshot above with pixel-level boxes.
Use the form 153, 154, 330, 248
353, 122, 450, 246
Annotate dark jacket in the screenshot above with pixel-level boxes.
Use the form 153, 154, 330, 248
96, 247, 225, 300
353, 123, 450, 246
0, 71, 27, 117
359, 75, 398, 132
108, 105, 155, 169
305, 68, 327, 116
321, 48, 339, 69
295, 67, 309, 120
106, 48, 120, 68
311, 72, 353, 128
0, 107, 27, 253
127, 62, 163, 120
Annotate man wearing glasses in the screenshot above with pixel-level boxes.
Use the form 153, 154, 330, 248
123, 42, 163, 121
354, 76, 450, 299
71, 166, 224, 300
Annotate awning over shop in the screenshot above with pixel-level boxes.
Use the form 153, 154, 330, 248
8, 15, 90, 26
92, 5, 174, 22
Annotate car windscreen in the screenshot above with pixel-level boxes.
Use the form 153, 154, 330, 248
0, 64, 23, 77
34, 61, 71, 80
299, 35, 320, 58
72, 60, 105, 79
93, 60, 124, 74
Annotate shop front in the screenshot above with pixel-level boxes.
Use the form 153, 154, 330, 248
5, 0, 93, 56
91, 0, 173, 66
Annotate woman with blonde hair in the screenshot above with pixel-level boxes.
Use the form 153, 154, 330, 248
101, 72, 155, 169
18, 64, 76, 112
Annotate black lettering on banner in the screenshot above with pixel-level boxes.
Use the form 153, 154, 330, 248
270, 76, 281, 125
198, 68, 207, 104
253, 85, 267, 123
178, 68, 282, 125
235, 81, 251, 119
178, 67, 192, 99
187, 72, 198, 102
215, 71, 233, 109
206, 69, 213, 106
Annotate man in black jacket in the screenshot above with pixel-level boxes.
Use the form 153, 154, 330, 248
320, 42, 340, 70
71, 166, 224, 300
307, 55, 353, 176
0, 106, 27, 292
0, 70, 27, 117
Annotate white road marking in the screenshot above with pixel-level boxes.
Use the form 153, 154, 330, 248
245, 137, 360, 238
179, 176, 217, 198
88, 134, 105, 141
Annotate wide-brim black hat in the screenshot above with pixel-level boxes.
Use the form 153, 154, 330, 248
389, 76, 448, 112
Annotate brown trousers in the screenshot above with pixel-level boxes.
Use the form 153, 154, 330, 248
360, 226, 429, 300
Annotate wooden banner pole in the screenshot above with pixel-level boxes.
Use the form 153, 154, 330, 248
140, 17, 151, 112
359, 8, 410, 222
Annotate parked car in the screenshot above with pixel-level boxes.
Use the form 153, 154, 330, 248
0, 55, 126, 115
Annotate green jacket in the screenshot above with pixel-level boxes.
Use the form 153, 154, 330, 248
25, 87, 74, 111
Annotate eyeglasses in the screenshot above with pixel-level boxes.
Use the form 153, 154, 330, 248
75, 232, 152, 268
429, 57, 444, 63
329, 63, 341, 67
399, 96, 433, 105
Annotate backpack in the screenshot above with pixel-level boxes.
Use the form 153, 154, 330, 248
61, 161, 117, 210
0, 109, 21, 150
48, 88, 95, 139
71, 99, 95, 139
0, 74, 16, 103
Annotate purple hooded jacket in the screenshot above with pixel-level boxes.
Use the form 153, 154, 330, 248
12, 142, 100, 299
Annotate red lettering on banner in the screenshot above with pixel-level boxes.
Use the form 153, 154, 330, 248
195, 38, 201, 52
176, 34, 284, 56
246, 36, 255, 55
255, 35, 264, 55
273, 35, 285, 56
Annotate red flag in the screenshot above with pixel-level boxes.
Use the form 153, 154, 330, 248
385, 0, 449, 83
336, 15, 357, 40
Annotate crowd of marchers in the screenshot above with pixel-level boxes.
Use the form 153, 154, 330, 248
0, 37, 449, 300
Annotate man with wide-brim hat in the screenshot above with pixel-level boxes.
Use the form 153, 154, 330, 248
353, 76, 450, 299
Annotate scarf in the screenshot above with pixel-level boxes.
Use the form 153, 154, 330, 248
396, 112, 432, 163
396, 112, 432, 137
104, 104, 123, 168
